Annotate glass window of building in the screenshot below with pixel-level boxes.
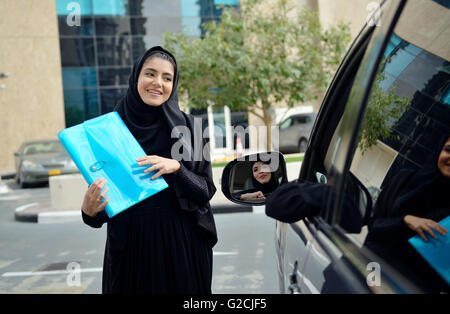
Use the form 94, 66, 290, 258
56, 0, 240, 127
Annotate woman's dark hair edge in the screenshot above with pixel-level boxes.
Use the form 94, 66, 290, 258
144, 51, 177, 70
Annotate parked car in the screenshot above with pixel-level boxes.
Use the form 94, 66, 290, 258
221, 0, 450, 293
14, 139, 79, 188
276, 113, 317, 154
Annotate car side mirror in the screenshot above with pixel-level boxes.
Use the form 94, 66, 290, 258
14, 152, 20, 157
221, 151, 288, 206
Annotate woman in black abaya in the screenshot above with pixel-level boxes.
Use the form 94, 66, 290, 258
364, 133, 450, 293
80, 46, 217, 294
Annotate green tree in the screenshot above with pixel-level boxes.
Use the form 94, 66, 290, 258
164, 0, 351, 150
359, 62, 411, 153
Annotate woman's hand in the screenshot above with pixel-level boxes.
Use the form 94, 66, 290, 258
136, 155, 181, 180
240, 191, 265, 201
82, 178, 109, 217
403, 215, 448, 242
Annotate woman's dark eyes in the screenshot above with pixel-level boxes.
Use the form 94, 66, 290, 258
145, 73, 171, 81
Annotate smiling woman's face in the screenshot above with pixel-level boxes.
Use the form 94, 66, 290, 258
137, 56, 174, 107
438, 137, 450, 178
252, 161, 272, 185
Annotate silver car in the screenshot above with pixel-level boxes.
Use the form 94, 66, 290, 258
222, 0, 450, 294
14, 139, 79, 188
277, 113, 317, 153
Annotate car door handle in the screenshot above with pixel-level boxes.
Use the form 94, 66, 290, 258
288, 260, 301, 294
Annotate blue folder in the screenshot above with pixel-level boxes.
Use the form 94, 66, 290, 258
408, 215, 450, 285
58, 112, 168, 218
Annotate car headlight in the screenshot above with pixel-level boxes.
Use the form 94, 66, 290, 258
22, 160, 39, 169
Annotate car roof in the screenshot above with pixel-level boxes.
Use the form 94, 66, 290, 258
291, 113, 317, 118
23, 139, 60, 145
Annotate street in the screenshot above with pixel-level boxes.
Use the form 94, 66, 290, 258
0, 180, 279, 294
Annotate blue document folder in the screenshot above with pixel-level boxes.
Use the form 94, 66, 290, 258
58, 112, 168, 218
408, 215, 450, 285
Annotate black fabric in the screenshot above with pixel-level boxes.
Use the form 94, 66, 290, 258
82, 46, 217, 294
265, 181, 328, 223
364, 133, 450, 293
265, 180, 362, 233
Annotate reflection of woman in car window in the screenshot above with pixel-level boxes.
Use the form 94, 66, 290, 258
238, 161, 279, 201
364, 133, 450, 293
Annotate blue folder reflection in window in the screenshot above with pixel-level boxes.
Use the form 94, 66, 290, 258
408, 215, 450, 285
58, 112, 168, 218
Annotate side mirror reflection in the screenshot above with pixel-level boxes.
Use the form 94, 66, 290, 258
221, 152, 288, 206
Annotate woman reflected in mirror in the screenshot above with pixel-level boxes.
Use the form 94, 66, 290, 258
238, 161, 279, 201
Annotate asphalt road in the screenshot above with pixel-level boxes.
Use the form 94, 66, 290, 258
0, 181, 279, 294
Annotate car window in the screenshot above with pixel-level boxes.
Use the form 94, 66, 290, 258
317, 0, 406, 231
345, 0, 450, 238
333, 0, 450, 292
23, 141, 65, 155
280, 118, 292, 129
294, 116, 309, 124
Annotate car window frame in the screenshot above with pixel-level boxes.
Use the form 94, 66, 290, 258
299, 19, 375, 183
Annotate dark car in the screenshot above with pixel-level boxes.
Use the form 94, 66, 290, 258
221, 0, 450, 293
14, 139, 79, 188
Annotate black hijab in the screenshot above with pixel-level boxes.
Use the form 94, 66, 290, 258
391, 133, 450, 216
114, 46, 217, 246
250, 161, 279, 195
114, 46, 189, 157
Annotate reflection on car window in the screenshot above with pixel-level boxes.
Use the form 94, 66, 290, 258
346, 3, 450, 293
351, 32, 449, 200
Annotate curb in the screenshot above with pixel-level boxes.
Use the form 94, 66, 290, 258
212, 204, 253, 214
14, 202, 254, 224
14, 203, 40, 223
14, 202, 82, 224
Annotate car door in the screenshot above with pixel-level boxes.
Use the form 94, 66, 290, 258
278, 117, 295, 151
299, 0, 449, 293
280, 0, 436, 294
276, 0, 378, 293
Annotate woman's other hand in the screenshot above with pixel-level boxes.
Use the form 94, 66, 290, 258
403, 215, 448, 242
136, 155, 181, 180
82, 178, 109, 217
240, 191, 265, 201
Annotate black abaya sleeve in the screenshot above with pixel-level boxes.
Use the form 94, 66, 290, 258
363, 170, 417, 254
81, 210, 109, 228
165, 159, 218, 247
266, 181, 362, 233
266, 181, 325, 223
166, 162, 216, 208
365, 170, 414, 243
